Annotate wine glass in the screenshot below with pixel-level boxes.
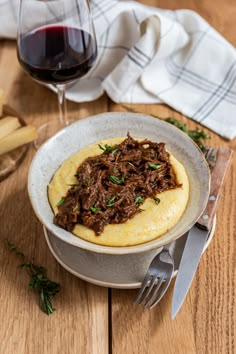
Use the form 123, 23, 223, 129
17, 0, 97, 147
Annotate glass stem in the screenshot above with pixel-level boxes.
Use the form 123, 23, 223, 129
57, 84, 69, 126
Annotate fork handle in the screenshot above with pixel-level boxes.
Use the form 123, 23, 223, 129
196, 147, 233, 230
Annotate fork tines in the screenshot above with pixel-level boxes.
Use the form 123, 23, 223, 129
133, 248, 174, 310
133, 276, 167, 309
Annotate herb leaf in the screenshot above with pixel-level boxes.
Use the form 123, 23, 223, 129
109, 175, 125, 185
72, 205, 79, 212
90, 206, 100, 213
187, 128, 210, 152
127, 162, 135, 167
164, 117, 188, 132
106, 196, 116, 208
135, 196, 145, 204
56, 198, 65, 207
113, 164, 118, 174
6, 240, 60, 315
83, 178, 94, 187
149, 163, 161, 170
122, 105, 210, 152
98, 144, 118, 154
164, 118, 210, 152
153, 197, 161, 205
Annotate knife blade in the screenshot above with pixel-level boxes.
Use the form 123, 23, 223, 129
171, 146, 233, 319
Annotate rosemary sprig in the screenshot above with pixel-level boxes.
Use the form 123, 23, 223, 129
164, 117, 210, 152
122, 105, 210, 152
6, 240, 60, 315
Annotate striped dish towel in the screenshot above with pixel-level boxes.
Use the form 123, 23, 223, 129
0, 0, 236, 139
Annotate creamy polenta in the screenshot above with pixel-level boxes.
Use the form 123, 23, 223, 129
48, 137, 189, 246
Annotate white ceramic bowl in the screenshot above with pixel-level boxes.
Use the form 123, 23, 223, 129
28, 112, 210, 285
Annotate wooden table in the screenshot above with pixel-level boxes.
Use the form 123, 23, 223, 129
0, 1, 235, 353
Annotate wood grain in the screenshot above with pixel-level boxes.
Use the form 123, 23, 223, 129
0, 0, 236, 354
111, 1, 236, 354
0, 43, 109, 354
111, 103, 236, 354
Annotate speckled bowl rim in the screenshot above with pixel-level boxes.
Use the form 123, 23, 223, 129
28, 112, 211, 255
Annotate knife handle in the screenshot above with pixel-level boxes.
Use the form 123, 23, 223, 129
197, 147, 233, 231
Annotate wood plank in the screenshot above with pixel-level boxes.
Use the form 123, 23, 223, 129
0, 41, 109, 354
110, 103, 236, 354
111, 284, 197, 354
140, 0, 236, 44
110, 0, 236, 349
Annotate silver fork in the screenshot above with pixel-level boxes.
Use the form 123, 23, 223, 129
133, 245, 174, 309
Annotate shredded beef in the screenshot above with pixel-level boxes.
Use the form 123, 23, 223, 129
54, 134, 181, 235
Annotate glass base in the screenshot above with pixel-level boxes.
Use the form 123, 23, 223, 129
34, 119, 68, 149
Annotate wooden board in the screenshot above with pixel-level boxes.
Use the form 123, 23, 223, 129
0, 42, 109, 354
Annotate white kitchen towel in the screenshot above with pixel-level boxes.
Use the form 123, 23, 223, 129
0, 0, 236, 139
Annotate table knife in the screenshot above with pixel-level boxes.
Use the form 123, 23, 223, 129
171, 147, 233, 319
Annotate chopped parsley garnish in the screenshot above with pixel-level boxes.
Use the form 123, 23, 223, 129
54, 133, 180, 236
153, 197, 161, 205
149, 163, 161, 170
98, 143, 119, 154
90, 206, 100, 213
109, 175, 125, 185
127, 162, 135, 167
106, 196, 116, 208
56, 198, 65, 207
83, 178, 94, 187
135, 196, 145, 204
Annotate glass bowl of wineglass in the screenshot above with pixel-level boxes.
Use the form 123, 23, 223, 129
17, 0, 97, 147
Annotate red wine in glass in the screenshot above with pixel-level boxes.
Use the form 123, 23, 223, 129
17, 0, 97, 147
18, 26, 97, 84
